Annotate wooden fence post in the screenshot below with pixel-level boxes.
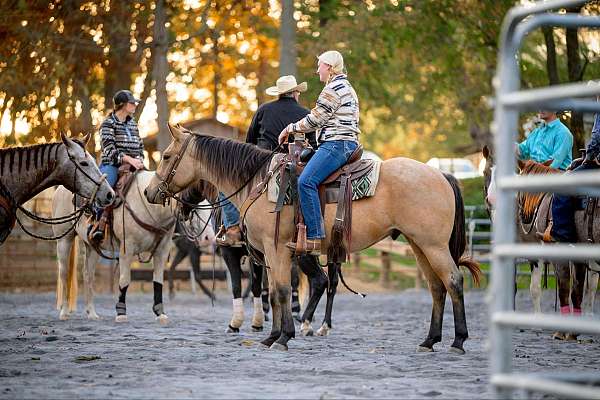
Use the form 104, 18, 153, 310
380, 251, 390, 288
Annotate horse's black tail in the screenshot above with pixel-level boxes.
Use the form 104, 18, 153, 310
443, 173, 482, 286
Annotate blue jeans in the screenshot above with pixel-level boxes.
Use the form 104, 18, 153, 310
219, 192, 240, 228
299, 140, 358, 239
551, 161, 599, 242
94, 164, 119, 217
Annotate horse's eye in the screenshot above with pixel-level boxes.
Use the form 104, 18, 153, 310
80, 161, 89, 167
163, 155, 171, 161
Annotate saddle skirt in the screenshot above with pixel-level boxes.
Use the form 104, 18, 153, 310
267, 154, 381, 205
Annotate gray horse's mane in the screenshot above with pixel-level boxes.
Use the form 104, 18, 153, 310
190, 133, 273, 188
0, 140, 84, 176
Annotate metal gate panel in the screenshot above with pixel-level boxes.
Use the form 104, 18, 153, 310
491, 0, 600, 398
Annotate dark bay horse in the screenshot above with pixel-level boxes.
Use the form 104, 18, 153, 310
145, 125, 480, 353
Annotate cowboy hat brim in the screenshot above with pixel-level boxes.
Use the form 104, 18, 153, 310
265, 81, 307, 96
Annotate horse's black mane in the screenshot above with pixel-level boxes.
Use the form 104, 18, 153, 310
191, 134, 272, 188
0, 139, 86, 176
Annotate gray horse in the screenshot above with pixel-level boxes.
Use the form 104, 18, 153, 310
483, 147, 598, 338
0, 133, 114, 244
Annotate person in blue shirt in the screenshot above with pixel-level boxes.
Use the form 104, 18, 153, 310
541, 111, 600, 243
517, 111, 573, 170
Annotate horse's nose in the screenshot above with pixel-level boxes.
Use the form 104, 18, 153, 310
144, 188, 148, 197
106, 192, 114, 201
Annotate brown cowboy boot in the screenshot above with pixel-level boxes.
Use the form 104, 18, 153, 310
216, 224, 243, 247
88, 206, 113, 244
536, 223, 556, 243
285, 238, 322, 256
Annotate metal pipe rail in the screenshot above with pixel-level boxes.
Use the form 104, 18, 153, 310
491, 374, 600, 400
497, 171, 600, 197
490, 0, 600, 398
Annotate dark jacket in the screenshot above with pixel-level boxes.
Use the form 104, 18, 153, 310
246, 97, 317, 151
585, 114, 600, 161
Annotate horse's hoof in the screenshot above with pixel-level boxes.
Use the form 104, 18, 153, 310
449, 346, 465, 355
316, 325, 330, 336
301, 328, 314, 337
156, 314, 169, 325
86, 312, 100, 321
115, 315, 128, 323
270, 342, 288, 351
251, 325, 263, 332
417, 346, 433, 353
565, 333, 579, 342
226, 325, 240, 334
552, 332, 566, 340
59, 313, 69, 321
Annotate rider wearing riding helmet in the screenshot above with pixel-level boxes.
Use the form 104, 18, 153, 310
89, 89, 145, 243
279, 50, 361, 256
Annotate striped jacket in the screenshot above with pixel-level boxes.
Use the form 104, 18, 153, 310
100, 112, 144, 166
290, 74, 360, 143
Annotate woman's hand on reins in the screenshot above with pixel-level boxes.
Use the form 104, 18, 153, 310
278, 126, 290, 145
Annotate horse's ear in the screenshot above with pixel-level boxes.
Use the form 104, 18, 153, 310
482, 145, 490, 159
168, 123, 184, 141
517, 159, 526, 170
81, 132, 92, 147
60, 132, 75, 150
543, 159, 553, 167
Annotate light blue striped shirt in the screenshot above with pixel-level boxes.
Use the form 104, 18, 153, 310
518, 118, 573, 170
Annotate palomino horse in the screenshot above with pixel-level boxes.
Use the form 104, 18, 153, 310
145, 125, 481, 353
52, 171, 176, 323
483, 150, 598, 335
0, 133, 114, 244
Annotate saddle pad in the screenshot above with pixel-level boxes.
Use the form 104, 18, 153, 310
267, 157, 381, 205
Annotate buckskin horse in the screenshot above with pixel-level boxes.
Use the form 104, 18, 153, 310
145, 124, 481, 353
52, 170, 176, 323
483, 147, 598, 338
0, 133, 114, 245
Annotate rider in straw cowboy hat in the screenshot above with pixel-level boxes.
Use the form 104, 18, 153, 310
279, 50, 361, 256
217, 75, 316, 246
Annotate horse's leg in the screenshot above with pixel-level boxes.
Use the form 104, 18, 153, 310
82, 243, 100, 320
261, 246, 294, 350
250, 261, 265, 332
115, 250, 134, 323
291, 260, 301, 322
151, 239, 171, 325
565, 262, 587, 341
168, 246, 186, 300
297, 255, 327, 336
261, 267, 270, 321
420, 245, 468, 354
190, 247, 214, 300
530, 261, 542, 313
583, 266, 599, 315
56, 237, 73, 320
221, 247, 244, 333
409, 242, 447, 352
316, 262, 340, 336
552, 260, 572, 340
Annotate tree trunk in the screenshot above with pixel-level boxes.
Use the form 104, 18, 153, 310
280, 0, 297, 76
153, 0, 171, 152
542, 26, 559, 86
566, 6, 584, 153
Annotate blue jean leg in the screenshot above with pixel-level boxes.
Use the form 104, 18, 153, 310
219, 192, 240, 228
551, 162, 599, 242
94, 164, 119, 216
298, 140, 358, 239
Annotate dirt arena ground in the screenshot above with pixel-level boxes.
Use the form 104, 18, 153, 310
0, 289, 598, 399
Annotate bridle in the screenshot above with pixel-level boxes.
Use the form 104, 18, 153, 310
155, 134, 195, 203
67, 150, 108, 205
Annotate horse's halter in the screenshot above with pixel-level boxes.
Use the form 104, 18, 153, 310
155, 134, 195, 203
